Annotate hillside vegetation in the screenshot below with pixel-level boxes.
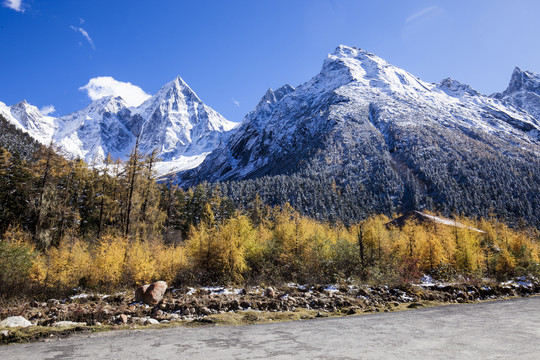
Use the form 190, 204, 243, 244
0, 143, 538, 300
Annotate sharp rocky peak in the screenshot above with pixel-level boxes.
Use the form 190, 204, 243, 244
319, 45, 432, 93
157, 75, 201, 103
257, 84, 295, 108
438, 78, 480, 97
71, 95, 127, 116
12, 100, 31, 109
505, 67, 540, 95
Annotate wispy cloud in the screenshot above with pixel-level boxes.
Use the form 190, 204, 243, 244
232, 98, 240, 107
40, 105, 56, 116
405, 6, 442, 23
80, 76, 151, 107
2, 0, 24, 12
79, 17, 85, 25
70, 26, 95, 50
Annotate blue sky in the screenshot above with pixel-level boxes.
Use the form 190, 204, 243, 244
1, 0, 540, 122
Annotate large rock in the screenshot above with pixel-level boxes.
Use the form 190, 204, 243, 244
0, 316, 32, 328
136, 281, 167, 305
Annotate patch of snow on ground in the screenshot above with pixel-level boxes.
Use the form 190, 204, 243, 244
324, 285, 340, 293
420, 274, 434, 285
154, 153, 210, 178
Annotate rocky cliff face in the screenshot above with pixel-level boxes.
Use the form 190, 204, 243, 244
493, 67, 540, 126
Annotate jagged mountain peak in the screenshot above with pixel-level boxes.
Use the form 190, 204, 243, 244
257, 84, 295, 108
159, 75, 201, 102
505, 67, 540, 95
87, 95, 127, 113
13, 99, 30, 107
320, 45, 432, 94
11, 100, 39, 114
134, 75, 205, 120
0, 75, 235, 174
2, 98, 56, 145
437, 78, 480, 97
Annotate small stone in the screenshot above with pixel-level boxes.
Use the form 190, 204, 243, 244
1, 329, 9, 337
265, 287, 276, 298
0, 316, 32, 328
145, 318, 159, 325
199, 307, 212, 316
407, 302, 424, 309
119, 314, 128, 324
131, 317, 146, 325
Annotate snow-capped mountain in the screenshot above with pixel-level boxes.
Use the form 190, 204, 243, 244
0, 100, 57, 144
1, 76, 238, 174
180, 45, 540, 226
182, 45, 539, 183
54, 96, 133, 163
493, 67, 540, 123
131, 76, 237, 160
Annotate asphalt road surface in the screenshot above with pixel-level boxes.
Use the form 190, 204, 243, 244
2, 296, 539, 359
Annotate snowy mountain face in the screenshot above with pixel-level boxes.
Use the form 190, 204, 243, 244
1, 77, 237, 173
183, 45, 540, 183
180, 45, 540, 226
132, 76, 237, 160
493, 67, 540, 126
0, 100, 57, 144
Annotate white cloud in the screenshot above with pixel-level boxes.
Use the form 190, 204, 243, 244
70, 26, 95, 50
40, 105, 56, 116
79, 76, 151, 107
3, 0, 24, 12
405, 6, 442, 23
79, 17, 85, 25
232, 98, 240, 107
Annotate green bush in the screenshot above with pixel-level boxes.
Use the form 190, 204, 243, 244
0, 240, 37, 298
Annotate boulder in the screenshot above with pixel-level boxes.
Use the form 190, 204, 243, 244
142, 281, 167, 305
0, 316, 32, 328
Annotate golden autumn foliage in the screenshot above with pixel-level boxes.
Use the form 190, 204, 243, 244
1, 206, 539, 298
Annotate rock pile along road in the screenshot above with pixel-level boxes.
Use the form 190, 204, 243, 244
1, 296, 539, 359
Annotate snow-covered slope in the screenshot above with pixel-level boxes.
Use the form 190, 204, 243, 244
0, 100, 57, 144
179, 45, 540, 227
132, 76, 237, 160
54, 96, 133, 163
182, 45, 540, 183
0, 76, 237, 174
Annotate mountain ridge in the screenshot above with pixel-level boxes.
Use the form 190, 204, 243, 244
178, 45, 540, 226
1, 75, 238, 172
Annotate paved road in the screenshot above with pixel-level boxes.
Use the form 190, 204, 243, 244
2, 296, 539, 359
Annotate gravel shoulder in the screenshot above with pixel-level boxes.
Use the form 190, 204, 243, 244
1, 295, 539, 359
